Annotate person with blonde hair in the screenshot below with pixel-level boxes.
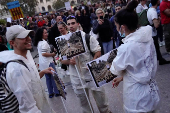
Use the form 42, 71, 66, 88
93, 8, 115, 54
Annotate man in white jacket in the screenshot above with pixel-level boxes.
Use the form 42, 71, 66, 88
61, 16, 111, 113
0, 25, 55, 113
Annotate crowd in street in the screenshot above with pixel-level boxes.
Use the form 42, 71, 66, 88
0, 0, 170, 113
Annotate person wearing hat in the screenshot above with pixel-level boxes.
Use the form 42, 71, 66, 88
0, 25, 56, 113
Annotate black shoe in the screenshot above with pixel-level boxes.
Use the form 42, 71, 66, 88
55, 93, 62, 97
159, 59, 170, 65
49, 93, 54, 98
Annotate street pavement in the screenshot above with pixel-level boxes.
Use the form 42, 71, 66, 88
30, 45, 170, 113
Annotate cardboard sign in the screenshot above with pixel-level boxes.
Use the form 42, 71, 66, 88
7, 1, 24, 20
87, 49, 117, 87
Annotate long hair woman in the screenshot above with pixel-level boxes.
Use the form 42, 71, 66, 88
110, 0, 159, 113
34, 27, 60, 98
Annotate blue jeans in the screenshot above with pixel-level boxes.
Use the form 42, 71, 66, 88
102, 40, 113, 54
45, 62, 59, 95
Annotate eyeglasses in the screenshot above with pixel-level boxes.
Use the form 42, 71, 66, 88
97, 12, 103, 15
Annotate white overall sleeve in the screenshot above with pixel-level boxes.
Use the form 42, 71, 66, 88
6, 64, 41, 113
89, 36, 101, 53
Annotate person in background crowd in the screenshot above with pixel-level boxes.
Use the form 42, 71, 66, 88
79, 1, 90, 15
34, 16, 39, 24
60, 11, 67, 23
93, 8, 115, 55
81, 9, 91, 34
75, 10, 82, 24
116, 0, 127, 8
48, 16, 63, 51
57, 22, 69, 71
27, 17, 32, 27
0, 35, 8, 52
61, 15, 111, 113
136, 0, 148, 13
147, 0, 170, 65
34, 27, 61, 98
0, 25, 56, 113
51, 14, 56, 27
38, 16, 46, 27
160, 0, 170, 54
110, 4, 123, 48
110, 1, 160, 113
104, 3, 113, 19
149, 0, 164, 47
90, 7, 98, 25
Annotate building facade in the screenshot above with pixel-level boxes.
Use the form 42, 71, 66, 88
35, 0, 78, 13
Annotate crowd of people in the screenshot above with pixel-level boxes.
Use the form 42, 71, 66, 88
0, 0, 170, 113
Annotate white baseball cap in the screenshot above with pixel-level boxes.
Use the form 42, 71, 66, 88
6, 25, 33, 42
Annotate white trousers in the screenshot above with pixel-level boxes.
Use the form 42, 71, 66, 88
73, 86, 110, 113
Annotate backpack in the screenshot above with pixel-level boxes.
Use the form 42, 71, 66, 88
85, 34, 95, 57
137, 9, 150, 26
0, 60, 29, 113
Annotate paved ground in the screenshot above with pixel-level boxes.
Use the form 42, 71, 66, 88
30, 45, 170, 113
0, 45, 167, 113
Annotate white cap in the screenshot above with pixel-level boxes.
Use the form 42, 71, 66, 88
6, 25, 33, 42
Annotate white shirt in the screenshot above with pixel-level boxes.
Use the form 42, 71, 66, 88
110, 26, 159, 112
61, 31, 101, 90
147, 7, 158, 37
136, 3, 148, 13
0, 50, 54, 113
37, 40, 53, 70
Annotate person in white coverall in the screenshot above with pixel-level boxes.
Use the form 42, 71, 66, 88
110, 1, 159, 113
0, 25, 56, 113
60, 15, 111, 113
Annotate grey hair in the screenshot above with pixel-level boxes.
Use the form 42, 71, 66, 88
95, 8, 105, 16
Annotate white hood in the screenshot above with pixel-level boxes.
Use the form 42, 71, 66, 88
122, 25, 152, 43
0, 50, 33, 64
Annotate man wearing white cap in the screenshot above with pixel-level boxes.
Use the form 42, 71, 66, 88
0, 25, 56, 113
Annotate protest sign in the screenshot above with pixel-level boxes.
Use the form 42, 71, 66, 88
7, 1, 24, 20
52, 71, 66, 100
65, 2, 71, 10
55, 31, 86, 60
87, 49, 117, 87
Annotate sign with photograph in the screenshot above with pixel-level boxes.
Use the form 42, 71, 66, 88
87, 49, 117, 87
55, 31, 86, 60
7, 1, 24, 20
52, 71, 66, 100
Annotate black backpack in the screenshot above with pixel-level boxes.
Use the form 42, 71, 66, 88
0, 60, 29, 113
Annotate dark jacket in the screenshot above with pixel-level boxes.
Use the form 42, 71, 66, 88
93, 19, 113, 42
48, 23, 60, 52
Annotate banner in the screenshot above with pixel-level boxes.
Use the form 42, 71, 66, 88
87, 49, 117, 87
55, 31, 86, 60
7, 1, 24, 20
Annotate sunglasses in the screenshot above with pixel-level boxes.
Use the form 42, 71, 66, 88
66, 15, 76, 20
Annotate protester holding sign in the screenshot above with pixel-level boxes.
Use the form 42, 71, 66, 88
60, 15, 111, 113
110, 1, 159, 113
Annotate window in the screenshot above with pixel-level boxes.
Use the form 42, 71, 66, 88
48, 5, 52, 12
40, 0, 43, 3
42, 7, 45, 11
46, 0, 50, 2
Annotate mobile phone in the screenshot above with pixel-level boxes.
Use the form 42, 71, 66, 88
100, 16, 103, 20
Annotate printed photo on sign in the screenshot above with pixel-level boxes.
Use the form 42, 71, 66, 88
87, 49, 117, 87
55, 31, 86, 60
52, 71, 66, 100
